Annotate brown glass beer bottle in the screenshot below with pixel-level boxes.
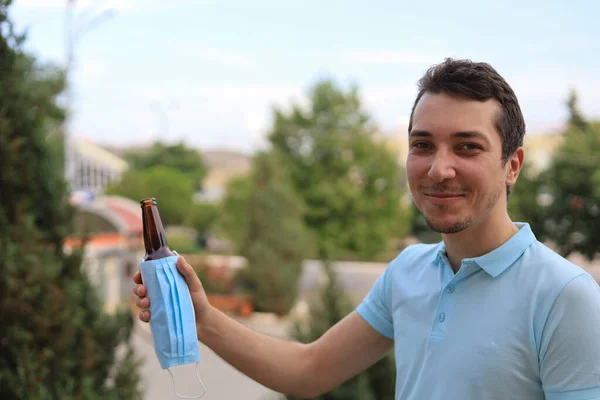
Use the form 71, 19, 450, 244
140, 197, 175, 261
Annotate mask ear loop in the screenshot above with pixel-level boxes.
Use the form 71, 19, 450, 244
167, 362, 207, 399
167, 250, 205, 398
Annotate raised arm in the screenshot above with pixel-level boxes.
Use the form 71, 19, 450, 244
133, 257, 394, 398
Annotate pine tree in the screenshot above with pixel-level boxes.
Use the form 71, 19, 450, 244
237, 151, 313, 315
0, 2, 143, 398
538, 91, 600, 260
289, 263, 395, 400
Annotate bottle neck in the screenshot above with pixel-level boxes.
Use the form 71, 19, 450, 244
142, 205, 169, 256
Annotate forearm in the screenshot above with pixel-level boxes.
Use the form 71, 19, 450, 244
197, 306, 314, 397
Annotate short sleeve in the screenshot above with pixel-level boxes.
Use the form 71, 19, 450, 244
539, 273, 600, 400
356, 263, 394, 340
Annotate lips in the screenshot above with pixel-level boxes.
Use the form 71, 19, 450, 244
425, 193, 465, 198
424, 193, 465, 204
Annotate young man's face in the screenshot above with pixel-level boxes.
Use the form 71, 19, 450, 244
406, 92, 523, 234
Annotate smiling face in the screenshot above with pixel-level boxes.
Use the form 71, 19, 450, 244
406, 92, 523, 234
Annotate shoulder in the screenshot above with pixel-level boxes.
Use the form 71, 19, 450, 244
522, 242, 589, 289
387, 242, 442, 270
520, 242, 600, 347
375, 242, 442, 288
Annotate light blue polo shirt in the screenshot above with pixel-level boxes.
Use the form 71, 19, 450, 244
357, 222, 600, 400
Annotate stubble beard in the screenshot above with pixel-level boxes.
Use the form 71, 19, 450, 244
425, 213, 474, 234
422, 185, 503, 235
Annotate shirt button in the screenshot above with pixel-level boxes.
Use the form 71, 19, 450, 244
439, 313, 446, 322
447, 286, 455, 293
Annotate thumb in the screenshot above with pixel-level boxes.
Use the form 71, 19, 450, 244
176, 256, 203, 293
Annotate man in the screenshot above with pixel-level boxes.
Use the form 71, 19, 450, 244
133, 58, 600, 399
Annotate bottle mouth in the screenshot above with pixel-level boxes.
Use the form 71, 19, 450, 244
140, 197, 157, 206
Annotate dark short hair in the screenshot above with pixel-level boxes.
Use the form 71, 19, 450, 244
408, 58, 526, 164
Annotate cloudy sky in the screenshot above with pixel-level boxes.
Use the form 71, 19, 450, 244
10, 0, 600, 153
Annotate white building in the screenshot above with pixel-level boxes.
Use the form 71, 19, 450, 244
70, 138, 129, 195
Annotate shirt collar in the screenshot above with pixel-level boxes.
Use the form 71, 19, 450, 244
432, 222, 536, 278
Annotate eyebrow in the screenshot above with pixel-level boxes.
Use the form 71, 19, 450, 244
409, 130, 491, 145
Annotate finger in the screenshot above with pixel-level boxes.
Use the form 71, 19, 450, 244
133, 271, 142, 284
176, 256, 203, 293
139, 310, 150, 322
133, 284, 147, 297
136, 297, 149, 309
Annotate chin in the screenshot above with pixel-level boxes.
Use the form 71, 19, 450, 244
424, 215, 473, 234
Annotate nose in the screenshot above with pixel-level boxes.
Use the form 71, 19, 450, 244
427, 152, 456, 183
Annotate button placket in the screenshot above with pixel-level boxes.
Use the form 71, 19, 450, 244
430, 255, 464, 339
429, 278, 462, 340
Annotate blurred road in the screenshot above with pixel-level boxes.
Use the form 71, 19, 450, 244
132, 319, 284, 400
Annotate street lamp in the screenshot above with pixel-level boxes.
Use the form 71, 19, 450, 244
149, 100, 179, 144
63, 0, 116, 189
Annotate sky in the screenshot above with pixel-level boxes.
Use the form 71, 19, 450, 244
10, 0, 600, 154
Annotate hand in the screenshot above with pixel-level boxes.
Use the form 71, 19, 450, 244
132, 256, 211, 326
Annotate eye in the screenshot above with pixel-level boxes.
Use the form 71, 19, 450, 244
459, 143, 481, 151
410, 141, 431, 150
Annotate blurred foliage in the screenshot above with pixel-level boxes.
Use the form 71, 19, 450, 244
268, 78, 408, 261
184, 201, 219, 243
196, 268, 236, 295
168, 234, 203, 255
507, 159, 547, 236
105, 165, 194, 225
124, 140, 207, 190
0, 2, 142, 398
218, 174, 253, 252
536, 90, 600, 260
119, 141, 218, 241
236, 151, 313, 315
290, 263, 395, 400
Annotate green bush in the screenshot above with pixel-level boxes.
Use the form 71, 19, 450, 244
0, 4, 142, 398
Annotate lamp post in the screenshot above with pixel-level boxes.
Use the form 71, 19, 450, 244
63, 0, 116, 189
149, 100, 179, 144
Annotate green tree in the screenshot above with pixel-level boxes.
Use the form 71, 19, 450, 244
264, 79, 397, 398
290, 263, 395, 400
237, 151, 313, 315
507, 159, 547, 236
105, 165, 194, 225
269, 79, 406, 261
125, 140, 207, 189
184, 201, 219, 246
539, 91, 600, 260
218, 174, 253, 251
0, 2, 142, 398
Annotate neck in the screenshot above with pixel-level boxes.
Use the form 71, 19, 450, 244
442, 211, 518, 273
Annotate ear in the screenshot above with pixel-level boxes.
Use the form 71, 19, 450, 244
505, 147, 525, 186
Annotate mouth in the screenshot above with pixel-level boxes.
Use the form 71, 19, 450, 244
425, 193, 465, 198
424, 193, 465, 203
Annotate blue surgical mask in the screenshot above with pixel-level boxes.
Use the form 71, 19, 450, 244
139, 253, 206, 399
